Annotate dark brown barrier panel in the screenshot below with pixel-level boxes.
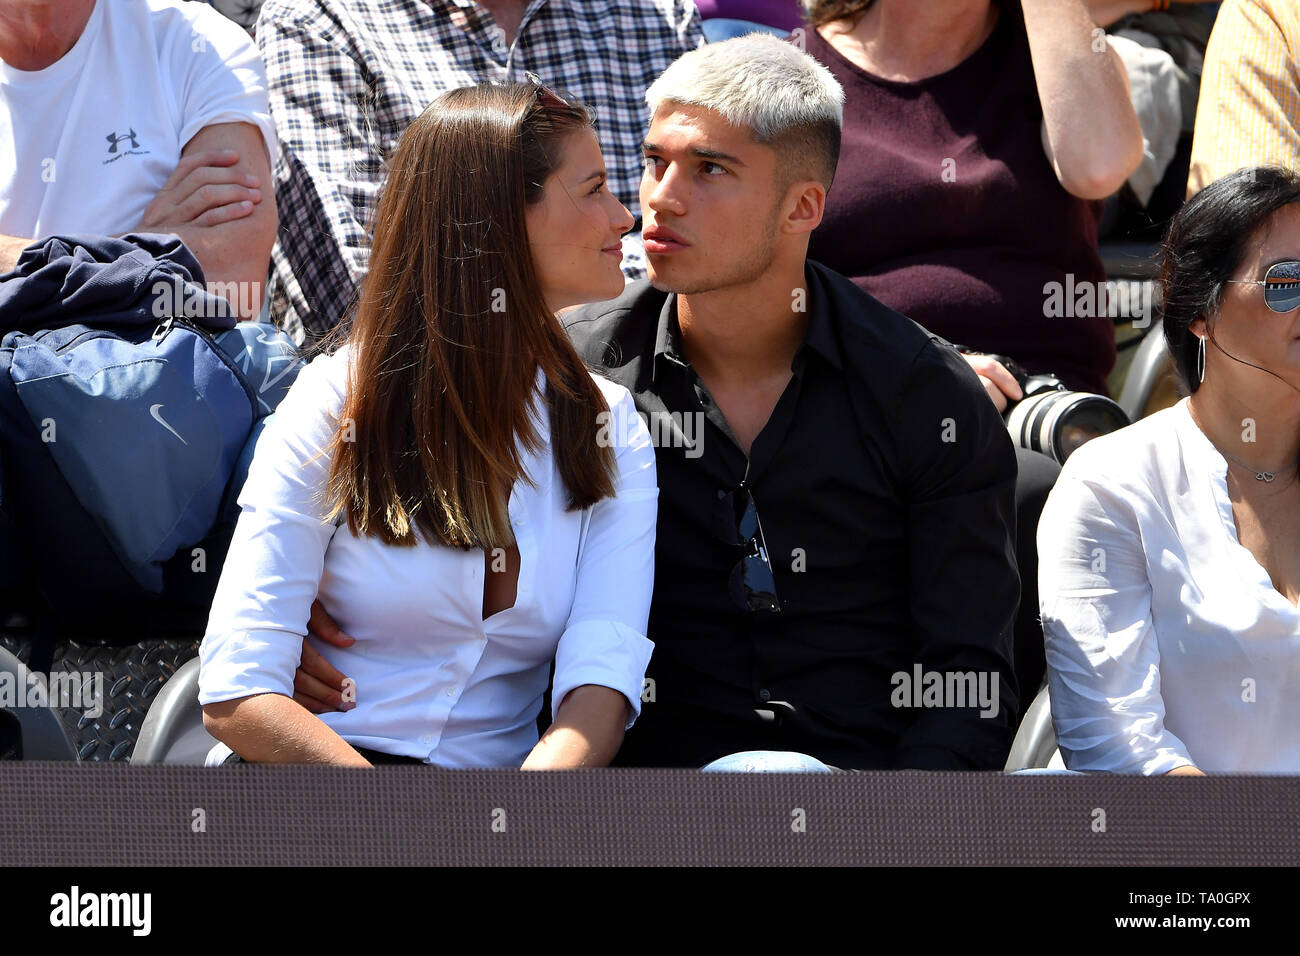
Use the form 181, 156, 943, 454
0, 764, 1296, 867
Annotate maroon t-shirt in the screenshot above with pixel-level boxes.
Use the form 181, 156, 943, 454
804, 8, 1114, 394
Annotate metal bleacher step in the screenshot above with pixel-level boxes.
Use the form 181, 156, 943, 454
1, 626, 199, 762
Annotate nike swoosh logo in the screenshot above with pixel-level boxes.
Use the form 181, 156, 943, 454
150, 403, 188, 445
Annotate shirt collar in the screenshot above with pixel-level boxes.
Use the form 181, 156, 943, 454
799, 262, 844, 372
651, 263, 844, 384
651, 294, 688, 384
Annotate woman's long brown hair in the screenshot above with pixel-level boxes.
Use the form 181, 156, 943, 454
322, 83, 617, 549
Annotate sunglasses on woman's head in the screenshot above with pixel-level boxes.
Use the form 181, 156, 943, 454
523, 71, 568, 111
1226, 260, 1300, 313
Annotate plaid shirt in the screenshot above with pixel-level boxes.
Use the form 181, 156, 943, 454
256, 0, 703, 342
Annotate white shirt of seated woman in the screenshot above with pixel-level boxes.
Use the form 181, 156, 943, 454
1039, 169, 1300, 774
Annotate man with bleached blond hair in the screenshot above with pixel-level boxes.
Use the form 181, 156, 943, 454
562, 35, 1021, 771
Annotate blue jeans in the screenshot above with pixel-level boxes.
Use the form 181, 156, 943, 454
701, 750, 835, 773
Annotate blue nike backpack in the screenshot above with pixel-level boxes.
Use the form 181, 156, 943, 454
0, 234, 302, 626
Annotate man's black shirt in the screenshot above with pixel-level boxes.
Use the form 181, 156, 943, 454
563, 260, 1020, 770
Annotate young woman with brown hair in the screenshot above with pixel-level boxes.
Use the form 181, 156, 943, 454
197, 80, 657, 769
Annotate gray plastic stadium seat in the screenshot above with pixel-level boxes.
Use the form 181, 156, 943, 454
1098, 241, 1160, 280
1098, 240, 1176, 422
1118, 324, 1175, 423
131, 657, 218, 764
1003, 683, 1063, 771
0, 644, 77, 760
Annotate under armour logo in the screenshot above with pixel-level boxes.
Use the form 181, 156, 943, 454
106, 129, 140, 154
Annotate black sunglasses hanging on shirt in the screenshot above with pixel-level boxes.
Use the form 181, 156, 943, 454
717, 480, 781, 617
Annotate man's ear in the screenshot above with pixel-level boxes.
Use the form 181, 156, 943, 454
782, 180, 827, 236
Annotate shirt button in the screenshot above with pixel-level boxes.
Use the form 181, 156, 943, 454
421, 734, 433, 746
758, 688, 771, 702
446, 687, 457, 698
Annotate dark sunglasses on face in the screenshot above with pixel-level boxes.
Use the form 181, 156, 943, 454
717, 481, 781, 617
1226, 259, 1300, 313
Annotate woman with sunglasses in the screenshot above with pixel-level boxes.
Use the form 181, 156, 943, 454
1037, 166, 1300, 774
197, 81, 657, 768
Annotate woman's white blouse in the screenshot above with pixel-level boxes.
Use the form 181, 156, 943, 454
1039, 398, 1300, 774
198, 346, 658, 768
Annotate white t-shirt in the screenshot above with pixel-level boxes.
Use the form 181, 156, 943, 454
0, 0, 277, 240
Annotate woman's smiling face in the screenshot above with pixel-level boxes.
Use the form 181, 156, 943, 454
525, 127, 635, 313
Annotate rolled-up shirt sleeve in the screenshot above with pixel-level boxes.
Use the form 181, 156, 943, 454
551, 380, 658, 730
1037, 458, 1196, 775
198, 352, 345, 706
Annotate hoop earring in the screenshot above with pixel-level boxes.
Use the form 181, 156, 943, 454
1197, 334, 1207, 384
